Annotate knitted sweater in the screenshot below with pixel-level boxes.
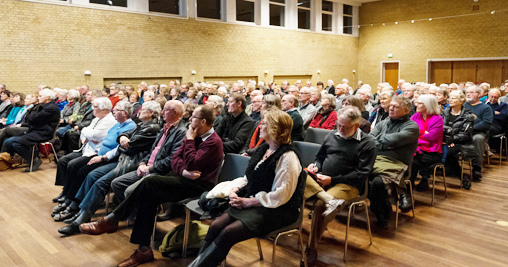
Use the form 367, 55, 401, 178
410, 113, 444, 154
464, 102, 493, 134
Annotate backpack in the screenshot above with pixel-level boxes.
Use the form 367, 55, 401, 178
159, 221, 209, 258
0, 152, 14, 171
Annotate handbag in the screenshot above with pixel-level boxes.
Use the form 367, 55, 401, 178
198, 191, 230, 219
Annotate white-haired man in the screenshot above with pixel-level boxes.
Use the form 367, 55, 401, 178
298, 87, 317, 128
325, 79, 335, 95
357, 85, 375, 115
395, 79, 405, 95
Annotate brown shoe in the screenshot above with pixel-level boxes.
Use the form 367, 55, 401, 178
79, 217, 118, 235
118, 249, 154, 267
300, 247, 318, 267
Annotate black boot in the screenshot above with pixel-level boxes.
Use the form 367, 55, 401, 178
25, 157, 43, 172
188, 242, 226, 267
198, 241, 211, 255
416, 177, 429, 192
398, 190, 412, 213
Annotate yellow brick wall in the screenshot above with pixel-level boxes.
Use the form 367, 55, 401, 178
358, 0, 508, 86
0, 0, 358, 95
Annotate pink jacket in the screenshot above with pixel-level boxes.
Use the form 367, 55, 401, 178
410, 113, 444, 154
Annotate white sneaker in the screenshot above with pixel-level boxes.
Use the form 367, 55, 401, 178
322, 198, 345, 223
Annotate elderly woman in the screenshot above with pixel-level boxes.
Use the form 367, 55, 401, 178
60, 89, 81, 126
3, 89, 60, 172
436, 88, 449, 110
0, 93, 38, 146
369, 91, 394, 131
129, 93, 140, 111
206, 95, 225, 128
0, 92, 26, 127
410, 95, 444, 191
159, 84, 170, 100
442, 90, 475, 189
184, 87, 199, 105
189, 109, 305, 267
55, 89, 69, 111
133, 91, 154, 117
341, 95, 372, 133
117, 88, 129, 103
169, 87, 180, 101
53, 100, 137, 221
58, 101, 162, 235
309, 94, 337, 130
182, 102, 197, 129
241, 95, 282, 155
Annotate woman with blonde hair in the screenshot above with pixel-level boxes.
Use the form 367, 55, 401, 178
189, 108, 305, 267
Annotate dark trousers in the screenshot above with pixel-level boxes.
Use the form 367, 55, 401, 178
0, 127, 27, 151
55, 152, 88, 186
410, 151, 442, 185
63, 159, 112, 202
445, 145, 463, 176
61, 131, 81, 154
112, 172, 206, 246
369, 176, 391, 220
3, 136, 34, 161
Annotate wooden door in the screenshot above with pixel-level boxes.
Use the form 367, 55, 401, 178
477, 60, 503, 86
452, 61, 476, 83
383, 63, 399, 89
430, 61, 452, 85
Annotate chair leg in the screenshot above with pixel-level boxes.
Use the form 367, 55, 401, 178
298, 228, 307, 267
344, 204, 354, 261
30, 146, 35, 172
395, 200, 399, 229
41, 144, 51, 163
272, 234, 282, 267
150, 213, 158, 245
432, 165, 437, 206
50, 143, 59, 162
256, 238, 263, 261
469, 159, 473, 181
499, 137, 504, 166
460, 159, 464, 188
364, 201, 372, 245
442, 166, 447, 198
182, 208, 191, 258
105, 191, 110, 215
407, 181, 415, 218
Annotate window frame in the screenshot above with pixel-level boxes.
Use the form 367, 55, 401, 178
148, 0, 187, 17
321, 0, 334, 33
297, 0, 312, 31
268, 0, 286, 27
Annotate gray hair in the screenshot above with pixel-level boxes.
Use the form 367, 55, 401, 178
94, 97, 113, 111
392, 95, 412, 111
489, 88, 501, 96
336, 106, 361, 125
449, 90, 466, 103
468, 85, 482, 94
207, 95, 225, 113
416, 95, 441, 116
0, 84, 6, 90
403, 83, 415, 91
116, 100, 133, 118
144, 91, 155, 99
68, 89, 80, 100
142, 100, 161, 118
449, 83, 459, 89
39, 89, 56, 100
380, 91, 395, 99
358, 85, 372, 97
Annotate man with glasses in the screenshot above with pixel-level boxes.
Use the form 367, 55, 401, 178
216, 92, 254, 154
249, 95, 263, 124
288, 85, 300, 97
80, 105, 223, 267
281, 94, 304, 141
298, 87, 317, 128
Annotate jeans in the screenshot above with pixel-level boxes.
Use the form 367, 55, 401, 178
76, 162, 117, 215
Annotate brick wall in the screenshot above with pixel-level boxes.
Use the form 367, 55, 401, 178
358, 0, 508, 86
0, 0, 358, 94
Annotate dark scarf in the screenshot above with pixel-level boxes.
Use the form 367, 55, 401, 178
317, 107, 334, 128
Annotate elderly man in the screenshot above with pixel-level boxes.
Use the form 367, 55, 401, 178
245, 90, 262, 116
198, 83, 214, 105
249, 94, 263, 124
78, 85, 89, 103
216, 92, 254, 154
137, 81, 148, 105
403, 83, 417, 116
448, 83, 459, 93
464, 85, 493, 179
335, 84, 346, 110
325, 80, 335, 95
295, 80, 303, 90
302, 106, 376, 267
395, 79, 405, 95
58, 101, 163, 235
428, 86, 438, 97
288, 85, 300, 97
3, 89, 60, 172
281, 81, 290, 94
52, 101, 137, 222
108, 83, 120, 107
298, 87, 317, 128
357, 85, 375, 115
281, 94, 304, 141
310, 88, 321, 108
80, 105, 223, 267
486, 89, 508, 154
305, 80, 312, 87
369, 96, 419, 228
499, 80, 508, 104
232, 82, 242, 93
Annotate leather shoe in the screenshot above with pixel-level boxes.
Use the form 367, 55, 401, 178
416, 178, 429, 192
473, 170, 482, 181
58, 221, 81, 236
118, 249, 154, 267
54, 207, 79, 222
63, 211, 82, 224
52, 192, 64, 203
25, 157, 42, 172
398, 192, 412, 213
300, 247, 317, 267
80, 217, 118, 235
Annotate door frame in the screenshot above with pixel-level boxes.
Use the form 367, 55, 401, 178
380, 61, 400, 84
426, 57, 508, 83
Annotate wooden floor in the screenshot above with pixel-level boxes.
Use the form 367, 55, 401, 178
0, 156, 507, 267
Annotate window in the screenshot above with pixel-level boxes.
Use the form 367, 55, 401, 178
269, 0, 285, 27
322, 0, 333, 32
236, 0, 255, 23
149, 0, 180, 15
297, 0, 311, 30
89, 0, 127, 7
343, 4, 353, 34
197, 0, 221, 20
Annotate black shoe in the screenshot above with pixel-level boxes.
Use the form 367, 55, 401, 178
398, 192, 412, 213
54, 207, 79, 222
52, 192, 64, 203
376, 213, 390, 229
416, 178, 429, 192
63, 212, 81, 224
52, 202, 68, 216
307, 210, 314, 220
57, 196, 67, 204
25, 157, 43, 172
300, 247, 318, 267
462, 177, 471, 190
472, 170, 482, 181
58, 221, 81, 236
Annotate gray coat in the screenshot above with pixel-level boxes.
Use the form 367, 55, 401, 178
60, 101, 81, 123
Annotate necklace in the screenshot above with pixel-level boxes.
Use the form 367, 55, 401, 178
262, 146, 279, 160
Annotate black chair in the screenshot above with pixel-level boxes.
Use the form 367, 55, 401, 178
304, 128, 332, 145
292, 141, 321, 167
181, 154, 251, 257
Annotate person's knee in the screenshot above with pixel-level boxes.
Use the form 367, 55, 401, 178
371, 176, 384, 189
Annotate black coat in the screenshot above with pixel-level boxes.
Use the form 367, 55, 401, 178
76, 105, 95, 130
442, 106, 475, 145
140, 119, 187, 175
20, 100, 60, 145
215, 111, 254, 154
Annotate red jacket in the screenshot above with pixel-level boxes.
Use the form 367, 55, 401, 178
309, 110, 337, 130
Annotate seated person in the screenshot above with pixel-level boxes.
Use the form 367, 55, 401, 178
182, 102, 197, 129
0, 90, 12, 117
205, 95, 224, 128
341, 95, 372, 133
464, 85, 493, 180
216, 92, 255, 154
189, 108, 305, 267
3, 89, 60, 172
0, 93, 37, 146
241, 95, 281, 155
298, 87, 317, 128
310, 88, 321, 108
356, 85, 375, 116
0, 92, 25, 128
369, 95, 419, 228
133, 91, 154, 118
410, 95, 444, 191
52, 101, 136, 221
369, 91, 394, 131
302, 107, 376, 267
79, 105, 223, 267
486, 89, 508, 151
59, 89, 81, 126
309, 94, 337, 131
281, 94, 304, 141
442, 90, 474, 189
436, 88, 449, 110
57, 101, 162, 235
249, 95, 263, 124
55, 89, 69, 112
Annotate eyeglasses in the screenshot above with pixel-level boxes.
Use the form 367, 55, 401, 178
112, 109, 125, 113
336, 124, 354, 131
190, 114, 204, 120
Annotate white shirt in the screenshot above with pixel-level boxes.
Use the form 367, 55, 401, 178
80, 113, 117, 157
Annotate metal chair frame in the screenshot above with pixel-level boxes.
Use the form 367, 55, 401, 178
429, 163, 447, 206
395, 180, 415, 229
29, 129, 59, 172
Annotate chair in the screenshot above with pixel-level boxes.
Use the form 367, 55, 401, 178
29, 128, 59, 172
342, 179, 372, 261
429, 163, 447, 206
459, 153, 473, 188
292, 141, 321, 167
395, 180, 415, 229
304, 128, 332, 145
492, 133, 507, 166
181, 154, 251, 257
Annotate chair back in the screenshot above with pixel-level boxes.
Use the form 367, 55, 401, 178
217, 154, 250, 183
304, 128, 333, 145
292, 141, 321, 167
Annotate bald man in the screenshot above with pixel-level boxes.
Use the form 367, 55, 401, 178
282, 94, 304, 141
